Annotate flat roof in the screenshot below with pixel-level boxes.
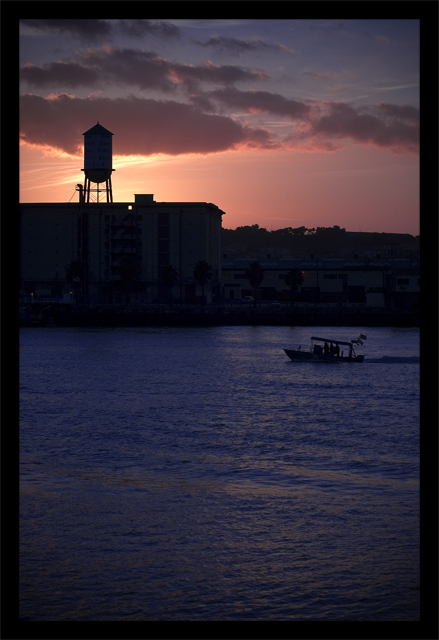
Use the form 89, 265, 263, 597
19, 200, 225, 213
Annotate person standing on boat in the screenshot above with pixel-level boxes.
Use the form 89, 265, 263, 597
334, 343, 340, 357
323, 342, 329, 355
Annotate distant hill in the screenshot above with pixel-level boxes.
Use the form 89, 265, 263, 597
221, 225, 419, 260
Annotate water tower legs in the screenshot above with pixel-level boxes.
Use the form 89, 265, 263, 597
106, 176, 113, 203
83, 177, 113, 203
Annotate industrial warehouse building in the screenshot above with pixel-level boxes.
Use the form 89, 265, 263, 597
221, 257, 419, 310
19, 194, 224, 304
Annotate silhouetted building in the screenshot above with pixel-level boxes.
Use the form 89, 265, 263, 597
19, 194, 224, 304
221, 257, 419, 309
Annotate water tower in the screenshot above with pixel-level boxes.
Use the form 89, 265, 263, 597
81, 122, 115, 202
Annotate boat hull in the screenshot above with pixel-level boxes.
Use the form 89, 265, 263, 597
284, 349, 364, 363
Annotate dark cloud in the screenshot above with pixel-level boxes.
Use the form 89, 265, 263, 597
376, 102, 419, 124
82, 48, 176, 92
19, 93, 275, 157
308, 101, 419, 153
117, 19, 180, 40
193, 35, 295, 56
20, 19, 180, 42
20, 46, 267, 92
170, 60, 268, 87
20, 19, 112, 41
20, 62, 99, 88
208, 87, 311, 119
19, 92, 419, 158
203, 91, 419, 154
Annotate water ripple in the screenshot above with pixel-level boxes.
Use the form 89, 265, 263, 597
20, 326, 419, 621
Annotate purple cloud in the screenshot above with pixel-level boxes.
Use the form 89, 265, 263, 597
20, 46, 267, 92
19, 93, 275, 157
309, 101, 419, 153
208, 87, 311, 119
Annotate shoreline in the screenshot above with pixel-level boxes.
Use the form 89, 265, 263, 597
20, 303, 420, 328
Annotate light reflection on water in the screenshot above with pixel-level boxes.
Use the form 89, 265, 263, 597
20, 326, 419, 620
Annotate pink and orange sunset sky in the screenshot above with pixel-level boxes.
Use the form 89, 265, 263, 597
19, 19, 420, 235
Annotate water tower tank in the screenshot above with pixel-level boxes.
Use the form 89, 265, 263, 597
82, 122, 113, 183
81, 122, 114, 202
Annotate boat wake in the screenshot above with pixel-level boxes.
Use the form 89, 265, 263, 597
366, 356, 419, 364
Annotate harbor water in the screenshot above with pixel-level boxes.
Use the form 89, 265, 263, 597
19, 325, 420, 620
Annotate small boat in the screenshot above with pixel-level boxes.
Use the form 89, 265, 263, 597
284, 335, 366, 363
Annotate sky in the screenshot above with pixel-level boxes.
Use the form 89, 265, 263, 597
19, 19, 420, 234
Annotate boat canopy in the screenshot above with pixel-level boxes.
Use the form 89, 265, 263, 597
311, 337, 354, 346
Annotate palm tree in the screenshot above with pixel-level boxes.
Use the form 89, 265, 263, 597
65, 260, 83, 283
245, 260, 264, 306
160, 264, 179, 303
284, 268, 304, 307
193, 260, 213, 305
